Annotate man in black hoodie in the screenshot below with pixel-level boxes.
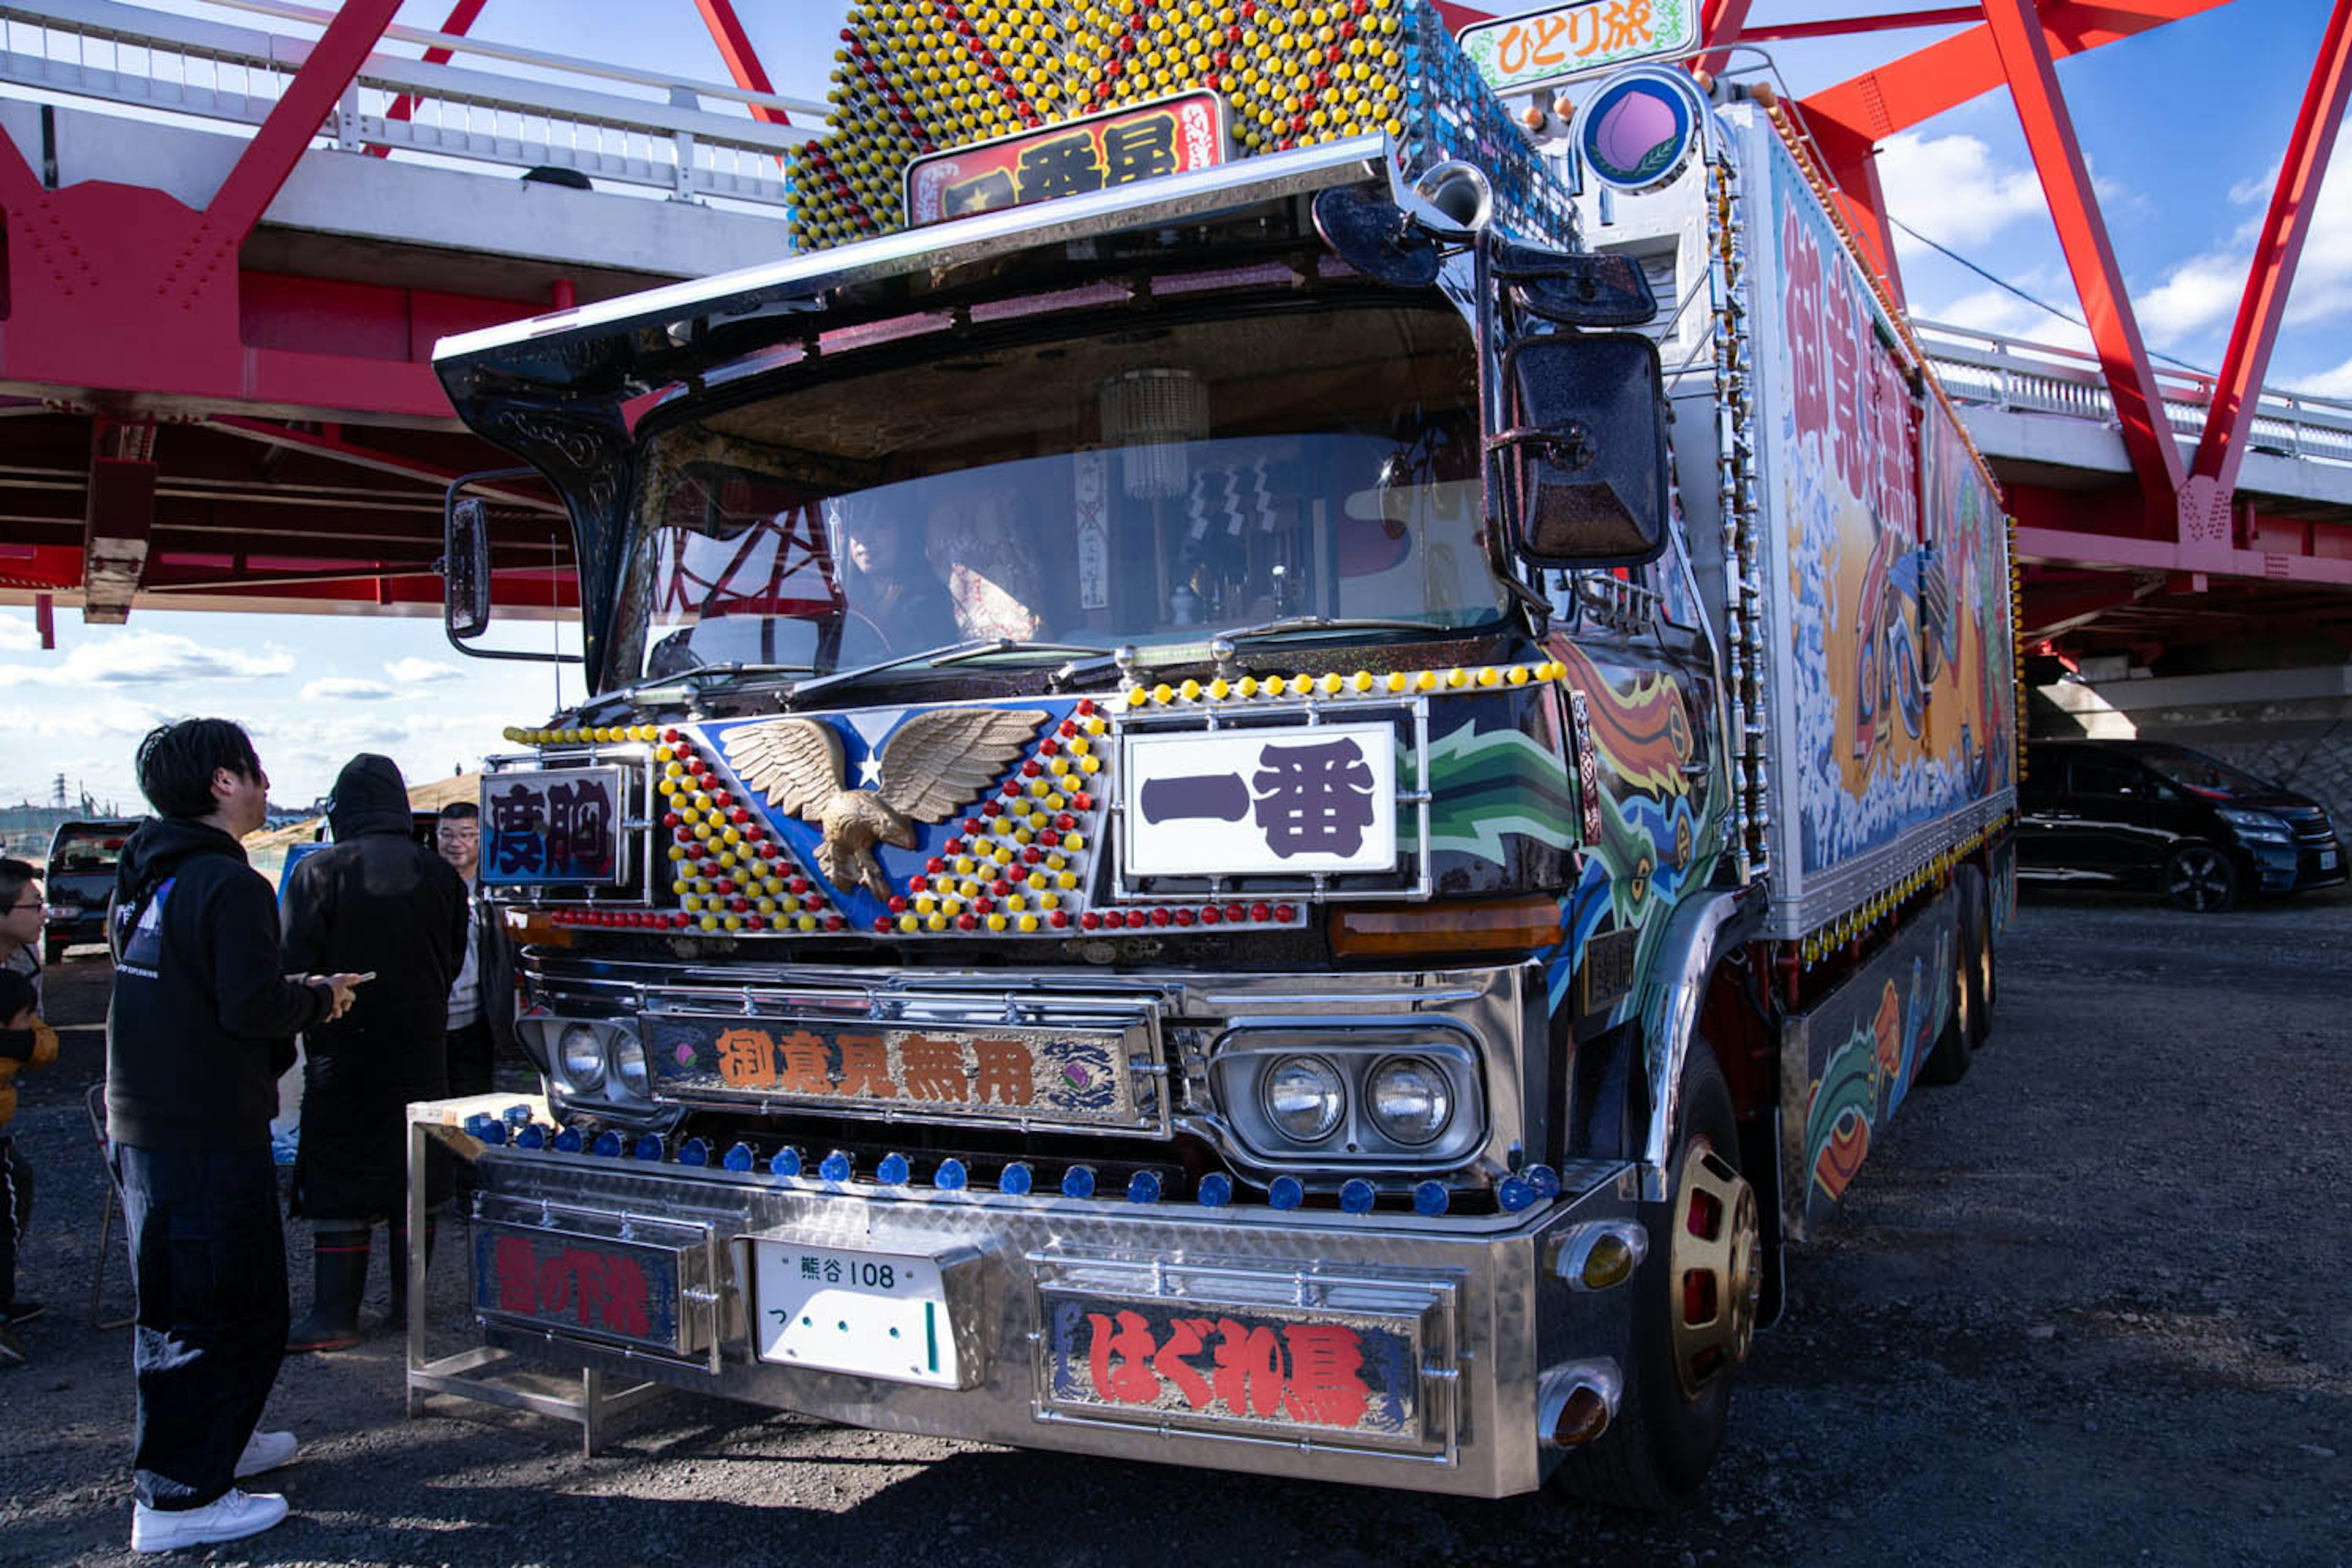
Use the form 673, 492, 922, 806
279, 754, 467, 1352
108, 718, 360, 1555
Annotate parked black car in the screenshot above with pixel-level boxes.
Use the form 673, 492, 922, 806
42, 818, 140, 960
2018, 739, 2345, 911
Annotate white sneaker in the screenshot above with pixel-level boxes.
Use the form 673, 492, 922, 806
130, 1488, 290, 1554
233, 1428, 298, 1479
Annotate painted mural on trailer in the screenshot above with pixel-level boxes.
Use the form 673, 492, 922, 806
1756, 124, 2013, 880
1791, 902, 1956, 1235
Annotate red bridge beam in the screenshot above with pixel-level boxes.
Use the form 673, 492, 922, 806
1982, 0, 2184, 519
372, 0, 488, 157
2181, 0, 2352, 545
695, 0, 793, 126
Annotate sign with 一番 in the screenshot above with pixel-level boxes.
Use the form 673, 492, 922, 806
1121, 723, 1397, 878
1458, 1, 1702, 98
905, 91, 1227, 227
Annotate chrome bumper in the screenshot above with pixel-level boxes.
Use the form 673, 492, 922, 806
456, 1140, 1641, 1499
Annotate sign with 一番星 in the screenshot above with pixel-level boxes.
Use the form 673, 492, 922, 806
1457, 1, 1702, 98
905, 91, 1227, 228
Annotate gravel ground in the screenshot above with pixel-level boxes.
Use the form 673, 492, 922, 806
2, 883, 2346, 1567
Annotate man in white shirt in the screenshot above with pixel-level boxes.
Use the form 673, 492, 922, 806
435, 804, 494, 1098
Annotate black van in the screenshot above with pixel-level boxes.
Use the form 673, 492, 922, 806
43, 819, 140, 960
2018, 740, 2345, 911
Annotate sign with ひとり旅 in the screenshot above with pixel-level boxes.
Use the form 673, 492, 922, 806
1457, 1, 1700, 98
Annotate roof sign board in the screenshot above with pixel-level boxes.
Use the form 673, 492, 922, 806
1458, 1, 1702, 99
905, 92, 1230, 229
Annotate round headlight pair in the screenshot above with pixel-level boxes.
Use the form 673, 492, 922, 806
1366, 1055, 1453, 1145
556, 1023, 648, 1098
558, 1022, 603, 1090
1257, 1054, 1453, 1147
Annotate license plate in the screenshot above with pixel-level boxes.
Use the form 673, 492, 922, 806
2321, 848, 2340, 870
751, 1239, 960, 1386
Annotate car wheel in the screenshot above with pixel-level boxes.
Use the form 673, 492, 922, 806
2164, 845, 2240, 913
1551, 1043, 1758, 1509
43, 935, 69, 965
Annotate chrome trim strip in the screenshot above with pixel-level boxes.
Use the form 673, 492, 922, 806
1635, 889, 1754, 1200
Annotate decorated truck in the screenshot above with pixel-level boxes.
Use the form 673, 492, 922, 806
427, 0, 2015, 1506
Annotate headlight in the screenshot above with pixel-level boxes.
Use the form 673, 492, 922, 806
2218, 807, 2291, 843
609, 1030, 650, 1096
1260, 1055, 1344, 1142
1365, 1055, 1453, 1145
558, 1022, 605, 1090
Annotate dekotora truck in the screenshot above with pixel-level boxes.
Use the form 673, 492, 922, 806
426, 0, 2016, 1506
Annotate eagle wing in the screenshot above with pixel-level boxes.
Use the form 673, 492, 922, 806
722, 718, 844, 822
874, 707, 1050, 824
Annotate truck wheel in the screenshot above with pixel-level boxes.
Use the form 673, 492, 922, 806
1551, 1044, 1758, 1510
1924, 867, 1991, 1080
1966, 871, 1995, 1050
1920, 921, 1975, 1085
2165, 845, 2239, 913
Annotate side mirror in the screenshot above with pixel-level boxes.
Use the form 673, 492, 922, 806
1491, 333, 1670, 568
443, 494, 493, 641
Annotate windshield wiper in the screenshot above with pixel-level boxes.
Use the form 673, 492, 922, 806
1223, 615, 1463, 646
788, 637, 1112, 707
928, 637, 1104, 668
586, 660, 812, 714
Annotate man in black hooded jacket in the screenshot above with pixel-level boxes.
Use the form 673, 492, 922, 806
279, 754, 467, 1352
108, 718, 360, 1555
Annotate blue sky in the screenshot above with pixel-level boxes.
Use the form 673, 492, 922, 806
4, 0, 2344, 809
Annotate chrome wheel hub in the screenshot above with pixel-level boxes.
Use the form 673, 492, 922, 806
1668, 1139, 1762, 1400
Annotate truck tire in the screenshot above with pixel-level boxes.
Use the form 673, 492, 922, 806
1923, 870, 1987, 1083
1965, 869, 1995, 1050
1551, 1043, 1758, 1510
2165, 844, 2240, 913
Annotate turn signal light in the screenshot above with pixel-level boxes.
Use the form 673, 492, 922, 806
500, 908, 575, 948
1581, 1234, 1638, 1291
1550, 1385, 1610, 1447
1328, 895, 1562, 959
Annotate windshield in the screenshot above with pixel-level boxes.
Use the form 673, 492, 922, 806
50, 828, 128, 875
2140, 748, 2275, 798
610, 301, 1502, 684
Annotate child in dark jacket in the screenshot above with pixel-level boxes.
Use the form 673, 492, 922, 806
0, 965, 56, 1367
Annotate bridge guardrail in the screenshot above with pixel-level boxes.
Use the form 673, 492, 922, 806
0, 0, 815, 207
1914, 318, 2352, 470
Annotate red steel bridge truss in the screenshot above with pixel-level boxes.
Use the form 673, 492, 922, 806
0, 0, 2345, 664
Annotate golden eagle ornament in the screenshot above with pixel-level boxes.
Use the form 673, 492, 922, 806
722, 707, 1049, 902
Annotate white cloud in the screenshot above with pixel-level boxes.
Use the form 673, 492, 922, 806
385, 657, 462, 685
2286, 353, 2352, 400
301, 677, 395, 701
0, 615, 37, 652
2139, 128, 2352, 349
1916, 282, 2095, 356
1879, 131, 2050, 249
0, 630, 295, 688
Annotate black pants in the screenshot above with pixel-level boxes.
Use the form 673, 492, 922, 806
445, 1018, 494, 1098
116, 1142, 287, 1510
0, 1136, 29, 1310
